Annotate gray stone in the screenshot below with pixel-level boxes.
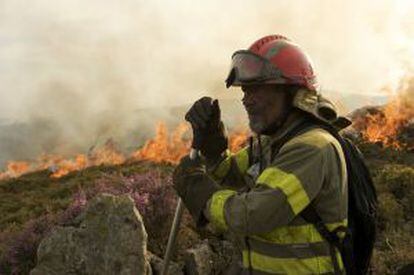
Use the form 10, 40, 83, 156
184, 240, 214, 275
182, 237, 240, 275
147, 252, 183, 275
31, 193, 151, 275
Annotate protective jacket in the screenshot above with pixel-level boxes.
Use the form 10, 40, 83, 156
204, 115, 348, 275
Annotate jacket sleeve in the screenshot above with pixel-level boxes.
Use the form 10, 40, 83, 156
206, 146, 250, 190
205, 132, 335, 235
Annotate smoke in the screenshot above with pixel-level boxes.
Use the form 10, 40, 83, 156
398, 76, 414, 110
0, 0, 413, 165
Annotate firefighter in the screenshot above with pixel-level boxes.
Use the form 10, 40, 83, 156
173, 35, 350, 274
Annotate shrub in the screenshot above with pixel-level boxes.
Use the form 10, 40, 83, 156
371, 164, 414, 274
0, 194, 87, 275
374, 165, 414, 221
377, 193, 404, 231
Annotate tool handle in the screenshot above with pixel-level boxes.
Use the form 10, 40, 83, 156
162, 148, 198, 275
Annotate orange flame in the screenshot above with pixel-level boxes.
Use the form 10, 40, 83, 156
0, 122, 250, 180
0, 161, 31, 180
356, 76, 414, 149
229, 127, 250, 152
49, 155, 88, 178
131, 122, 191, 164
132, 122, 249, 164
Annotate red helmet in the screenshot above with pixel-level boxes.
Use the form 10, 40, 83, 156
225, 35, 318, 91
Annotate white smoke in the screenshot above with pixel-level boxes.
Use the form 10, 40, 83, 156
0, 0, 413, 163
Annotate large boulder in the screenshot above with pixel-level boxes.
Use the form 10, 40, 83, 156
30, 193, 151, 275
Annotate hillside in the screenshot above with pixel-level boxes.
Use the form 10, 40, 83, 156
0, 92, 388, 170
0, 140, 413, 274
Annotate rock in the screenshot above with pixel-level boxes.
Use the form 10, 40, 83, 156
184, 240, 214, 275
147, 252, 183, 275
30, 193, 151, 275
184, 238, 240, 275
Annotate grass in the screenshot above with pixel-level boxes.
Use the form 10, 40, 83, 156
370, 163, 414, 274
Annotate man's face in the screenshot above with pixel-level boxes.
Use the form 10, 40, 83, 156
241, 84, 289, 134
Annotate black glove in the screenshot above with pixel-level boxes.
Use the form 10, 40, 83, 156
173, 155, 220, 226
185, 97, 228, 161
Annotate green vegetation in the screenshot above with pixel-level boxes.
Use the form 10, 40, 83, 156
370, 163, 414, 274
0, 161, 151, 233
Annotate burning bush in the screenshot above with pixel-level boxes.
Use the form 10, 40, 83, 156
351, 76, 414, 150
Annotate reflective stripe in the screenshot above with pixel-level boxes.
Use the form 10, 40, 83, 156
212, 148, 249, 179
257, 167, 310, 214
247, 238, 331, 258
212, 150, 232, 178
254, 220, 348, 244
240, 270, 342, 275
243, 250, 344, 274
234, 147, 249, 173
209, 190, 236, 231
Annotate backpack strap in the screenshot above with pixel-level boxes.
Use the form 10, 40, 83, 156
270, 118, 357, 275
301, 205, 351, 275
270, 119, 317, 158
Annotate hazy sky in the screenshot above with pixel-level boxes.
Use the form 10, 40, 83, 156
0, 0, 413, 121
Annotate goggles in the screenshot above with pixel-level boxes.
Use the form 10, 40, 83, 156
225, 50, 284, 88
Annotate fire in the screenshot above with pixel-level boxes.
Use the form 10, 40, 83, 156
2, 76, 412, 181
229, 127, 250, 152
0, 122, 250, 180
131, 122, 191, 164
2, 161, 30, 179
48, 140, 125, 178
48, 155, 88, 178
132, 122, 249, 164
363, 100, 410, 148
355, 76, 414, 149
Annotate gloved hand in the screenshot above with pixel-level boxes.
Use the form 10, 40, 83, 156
173, 155, 220, 226
185, 97, 228, 161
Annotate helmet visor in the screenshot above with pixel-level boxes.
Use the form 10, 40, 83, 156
225, 50, 283, 87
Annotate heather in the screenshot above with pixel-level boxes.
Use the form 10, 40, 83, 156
0, 144, 413, 274
0, 161, 197, 274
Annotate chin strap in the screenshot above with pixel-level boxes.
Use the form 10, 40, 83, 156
261, 86, 297, 135
261, 108, 291, 135
261, 90, 295, 135
256, 87, 297, 170
257, 134, 263, 173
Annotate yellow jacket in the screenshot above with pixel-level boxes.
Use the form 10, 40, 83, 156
205, 116, 348, 274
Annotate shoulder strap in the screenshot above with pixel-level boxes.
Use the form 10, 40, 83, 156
301, 206, 345, 247
301, 206, 347, 274
270, 119, 317, 157
270, 119, 357, 275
